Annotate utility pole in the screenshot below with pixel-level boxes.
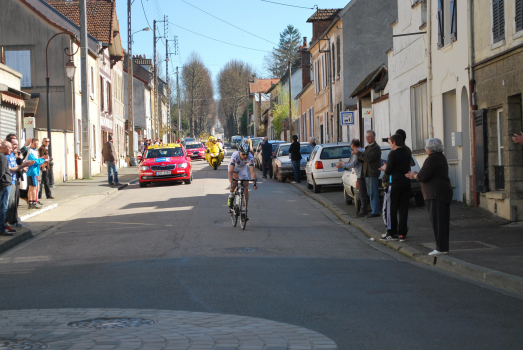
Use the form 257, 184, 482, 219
288, 60, 292, 141
80, 0, 91, 178
166, 38, 169, 142
176, 66, 181, 140
153, 19, 157, 140
126, 0, 134, 161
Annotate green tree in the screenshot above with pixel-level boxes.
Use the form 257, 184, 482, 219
271, 83, 298, 138
264, 25, 301, 78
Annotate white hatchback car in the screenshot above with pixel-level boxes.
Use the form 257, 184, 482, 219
305, 143, 353, 193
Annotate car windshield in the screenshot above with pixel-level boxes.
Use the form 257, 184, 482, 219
185, 143, 203, 149
252, 139, 262, 147
184, 138, 194, 142
279, 144, 312, 156
145, 148, 183, 158
320, 146, 352, 160
271, 144, 281, 152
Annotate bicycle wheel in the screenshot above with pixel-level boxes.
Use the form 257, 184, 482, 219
230, 193, 238, 227
240, 191, 248, 230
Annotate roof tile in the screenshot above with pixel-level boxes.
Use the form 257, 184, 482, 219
307, 9, 342, 22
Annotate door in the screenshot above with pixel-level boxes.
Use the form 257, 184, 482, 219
320, 125, 324, 144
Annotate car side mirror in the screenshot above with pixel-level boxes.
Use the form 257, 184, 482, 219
306, 157, 309, 162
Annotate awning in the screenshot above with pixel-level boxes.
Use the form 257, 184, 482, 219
1, 91, 25, 108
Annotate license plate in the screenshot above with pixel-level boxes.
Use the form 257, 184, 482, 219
156, 171, 171, 176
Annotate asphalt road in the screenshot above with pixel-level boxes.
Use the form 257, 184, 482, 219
1, 153, 523, 349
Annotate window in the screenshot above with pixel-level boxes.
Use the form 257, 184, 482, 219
336, 36, 341, 77
321, 54, 327, 89
450, 0, 457, 41
516, 0, 522, 32
437, 0, 444, 47
497, 109, 504, 166
310, 107, 314, 137
5, 50, 31, 87
106, 81, 111, 113
331, 43, 336, 81
410, 82, 429, 151
100, 77, 104, 111
92, 125, 96, 158
90, 66, 95, 97
493, 0, 505, 43
313, 61, 319, 94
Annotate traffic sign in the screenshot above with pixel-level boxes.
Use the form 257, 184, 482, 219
341, 111, 354, 125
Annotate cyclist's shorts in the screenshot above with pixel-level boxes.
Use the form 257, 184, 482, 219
233, 167, 250, 180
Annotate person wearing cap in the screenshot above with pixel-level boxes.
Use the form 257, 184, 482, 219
102, 135, 120, 186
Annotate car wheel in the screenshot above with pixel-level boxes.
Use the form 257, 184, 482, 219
312, 178, 321, 193
344, 188, 353, 205
139, 182, 147, 188
184, 175, 193, 184
415, 193, 425, 207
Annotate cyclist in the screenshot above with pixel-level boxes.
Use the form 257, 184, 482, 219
228, 143, 257, 216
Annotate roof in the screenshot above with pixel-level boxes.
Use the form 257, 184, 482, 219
47, 0, 116, 45
249, 78, 280, 94
350, 64, 387, 98
21, 0, 99, 53
307, 9, 342, 22
123, 54, 152, 84
24, 97, 40, 115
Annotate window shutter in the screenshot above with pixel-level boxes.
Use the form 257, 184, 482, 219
336, 36, 341, 77
493, 0, 505, 43
450, 0, 457, 41
517, 0, 523, 32
331, 43, 336, 81
437, 0, 444, 47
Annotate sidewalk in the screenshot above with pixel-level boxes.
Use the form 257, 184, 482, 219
290, 181, 523, 294
0, 166, 139, 254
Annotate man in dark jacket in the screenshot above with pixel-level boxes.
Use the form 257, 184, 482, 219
102, 135, 120, 186
260, 137, 273, 179
354, 130, 382, 217
381, 134, 411, 241
289, 135, 302, 184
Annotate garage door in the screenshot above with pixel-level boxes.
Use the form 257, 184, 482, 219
0, 104, 17, 140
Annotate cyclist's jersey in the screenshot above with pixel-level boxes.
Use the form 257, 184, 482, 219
229, 151, 254, 170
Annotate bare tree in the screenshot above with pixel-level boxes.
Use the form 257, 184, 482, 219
181, 52, 214, 137
217, 60, 253, 137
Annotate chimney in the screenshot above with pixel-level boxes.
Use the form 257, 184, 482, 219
300, 37, 311, 87
253, 73, 258, 83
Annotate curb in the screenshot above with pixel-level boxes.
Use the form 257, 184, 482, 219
290, 182, 523, 295
0, 228, 33, 255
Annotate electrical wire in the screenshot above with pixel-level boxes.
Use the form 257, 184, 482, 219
180, 0, 277, 45
169, 22, 271, 53
260, 0, 315, 10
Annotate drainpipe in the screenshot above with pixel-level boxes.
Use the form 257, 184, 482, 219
427, 0, 434, 138
467, 0, 478, 207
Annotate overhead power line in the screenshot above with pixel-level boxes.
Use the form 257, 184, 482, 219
169, 22, 271, 53
180, 0, 277, 45
260, 0, 315, 10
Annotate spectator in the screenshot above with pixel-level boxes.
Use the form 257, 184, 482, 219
1, 141, 34, 235
381, 134, 412, 241
353, 130, 382, 218
336, 139, 368, 217
289, 135, 302, 184
309, 137, 317, 148
26, 138, 47, 209
38, 138, 54, 200
260, 136, 273, 179
6, 136, 21, 227
246, 136, 253, 153
102, 135, 120, 186
513, 131, 523, 145
395, 129, 412, 158
406, 138, 453, 256
160, 138, 164, 145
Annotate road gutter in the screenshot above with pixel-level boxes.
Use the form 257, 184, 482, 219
290, 182, 523, 295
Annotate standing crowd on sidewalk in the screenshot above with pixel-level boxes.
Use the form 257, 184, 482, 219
0, 134, 55, 236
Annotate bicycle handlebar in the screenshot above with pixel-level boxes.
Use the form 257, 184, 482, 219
232, 179, 256, 182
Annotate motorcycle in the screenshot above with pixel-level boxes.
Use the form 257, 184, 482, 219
206, 144, 224, 170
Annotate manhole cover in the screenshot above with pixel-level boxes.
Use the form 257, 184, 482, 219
68, 317, 157, 329
223, 247, 269, 253
0, 339, 49, 350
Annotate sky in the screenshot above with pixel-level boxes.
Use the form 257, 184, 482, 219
116, 0, 351, 89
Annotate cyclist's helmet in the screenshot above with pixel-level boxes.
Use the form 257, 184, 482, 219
238, 143, 249, 155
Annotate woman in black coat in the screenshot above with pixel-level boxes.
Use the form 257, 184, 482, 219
406, 138, 453, 256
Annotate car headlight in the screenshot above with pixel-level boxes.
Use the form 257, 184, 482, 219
178, 163, 188, 168
140, 166, 150, 171
211, 153, 218, 157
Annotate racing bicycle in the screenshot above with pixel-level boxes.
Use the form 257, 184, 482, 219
230, 179, 256, 230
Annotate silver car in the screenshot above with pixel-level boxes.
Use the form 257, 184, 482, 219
272, 143, 313, 182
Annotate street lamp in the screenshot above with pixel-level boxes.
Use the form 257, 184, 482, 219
131, 27, 150, 43
46, 32, 79, 187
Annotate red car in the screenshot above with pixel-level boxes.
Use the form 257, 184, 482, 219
184, 142, 206, 160
139, 144, 193, 187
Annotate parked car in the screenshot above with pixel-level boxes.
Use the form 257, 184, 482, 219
255, 140, 285, 169
272, 143, 314, 182
184, 141, 206, 160
250, 137, 263, 153
341, 146, 424, 208
305, 143, 353, 193
139, 143, 193, 187
231, 135, 242, 149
